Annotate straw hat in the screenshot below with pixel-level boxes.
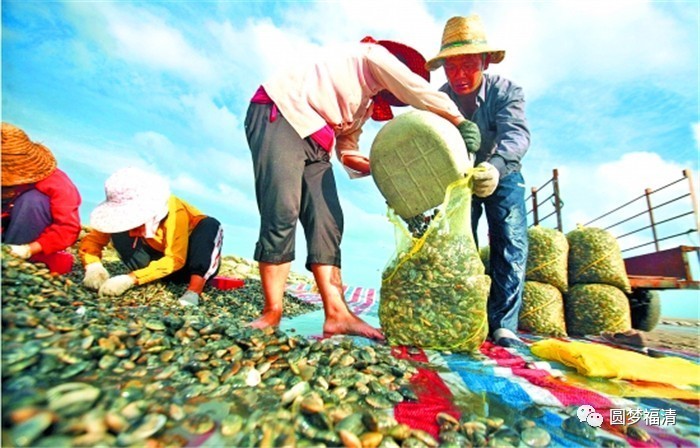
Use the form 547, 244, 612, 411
363, 37, 430, 121
90, 167, 171, 234
426, 15, 505, 71
1, 122, 57, 186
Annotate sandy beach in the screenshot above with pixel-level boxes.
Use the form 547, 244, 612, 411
644, 317, 700, 356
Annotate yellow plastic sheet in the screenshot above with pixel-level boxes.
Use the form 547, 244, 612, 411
531, 339, 700, 386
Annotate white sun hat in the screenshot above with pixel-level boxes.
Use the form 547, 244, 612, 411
90, 167, 171, 235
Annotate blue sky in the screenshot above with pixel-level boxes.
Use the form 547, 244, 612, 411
3, 1, 699, 317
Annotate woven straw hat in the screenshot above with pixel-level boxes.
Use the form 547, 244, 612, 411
426, 15, 505, 71
1, 122, 57, 186
90, 167, 171, 234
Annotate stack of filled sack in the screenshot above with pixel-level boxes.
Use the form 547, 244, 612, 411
518, 226, 569, 337
564, 226, 632, 336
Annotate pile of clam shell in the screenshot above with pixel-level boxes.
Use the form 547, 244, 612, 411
2, 249, 426, 447
2, 246, 579, 448
379, 233, 491, 353
435, 407, 554, 448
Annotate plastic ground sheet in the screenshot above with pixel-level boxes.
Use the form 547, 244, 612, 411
282, 283, 700, 447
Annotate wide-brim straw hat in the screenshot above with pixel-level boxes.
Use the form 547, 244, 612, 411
90, 167, 171, 234
1, 122, 57, 186
426, 15, 505, 71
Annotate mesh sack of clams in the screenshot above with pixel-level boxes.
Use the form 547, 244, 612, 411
526, 226, 569, 293
379, 177, 490, 353
370, 110, 471, 220
479, 245, 491, 276
567, 226, 631, 293
564, 283, 632, 336
518, 281, 567, 337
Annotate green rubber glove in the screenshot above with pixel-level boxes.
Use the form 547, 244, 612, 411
456, 119, 481, 154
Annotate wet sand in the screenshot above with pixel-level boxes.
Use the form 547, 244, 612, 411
644, 318, 700, 356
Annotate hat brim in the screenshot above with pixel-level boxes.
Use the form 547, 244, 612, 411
89, 200, 161, 233
426, 46, 505, 71
377, 40, 430, 106
1, 142, 57, 186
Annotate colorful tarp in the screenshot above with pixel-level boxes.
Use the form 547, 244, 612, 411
282, 283, 700, 447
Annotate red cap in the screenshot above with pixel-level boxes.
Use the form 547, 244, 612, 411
362, 36, 430, 121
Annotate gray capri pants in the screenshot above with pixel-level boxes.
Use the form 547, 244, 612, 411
244, 102, 344, 270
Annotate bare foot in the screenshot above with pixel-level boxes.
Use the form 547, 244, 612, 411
247, 311, 282, 329
323, 315, 385, 341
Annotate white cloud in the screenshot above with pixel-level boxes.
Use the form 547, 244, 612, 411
213, 183, 259, 217
69, 3, 215, 83
693, 122, 700, 150
208, 0, 442, 87
203, 148, 254, 188
553, 152, 698, 254
170, 173, 209, 197
134, 131, 175, 153
49, 134, 144, 177
166, 173, 258, 218
180, 93, 242, 148
476, 1, 696, 99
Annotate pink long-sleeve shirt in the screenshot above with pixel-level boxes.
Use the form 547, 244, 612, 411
262, 43, 463, 178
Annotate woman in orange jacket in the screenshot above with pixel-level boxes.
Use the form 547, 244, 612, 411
79, 167, 223, 306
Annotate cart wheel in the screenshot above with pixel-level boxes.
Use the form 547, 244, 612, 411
628, 289, 661, 332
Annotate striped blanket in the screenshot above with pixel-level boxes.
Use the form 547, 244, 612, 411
285, 283, 700, 447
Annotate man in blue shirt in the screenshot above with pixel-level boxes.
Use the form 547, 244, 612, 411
427, 15, 531, 348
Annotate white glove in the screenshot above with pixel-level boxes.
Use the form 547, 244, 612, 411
178, 290, 200, 307
99, 274, 135, 296
8, 244, 32, 259
83, 262, 110, 290
472, 162, 500, 198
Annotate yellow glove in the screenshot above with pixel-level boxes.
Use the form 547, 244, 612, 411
8, 244, 32, 259
473, 162, 500, 198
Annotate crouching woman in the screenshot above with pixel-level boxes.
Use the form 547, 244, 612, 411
79, 167, 223, 306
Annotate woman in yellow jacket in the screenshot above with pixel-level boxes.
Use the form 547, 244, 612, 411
79, 167, 223, 306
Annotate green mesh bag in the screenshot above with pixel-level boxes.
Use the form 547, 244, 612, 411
379, 175, 490, 353
479, 245, 491, 276
565, 283, 632, 336
567, 226, 631, 293
526, 226, 569, 293
370, 110, 470, 219
519, 281, 567, 337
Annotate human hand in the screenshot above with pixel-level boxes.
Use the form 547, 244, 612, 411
456, 119, 481, 154
341, 154, 371, 175
178, 290, 200, 307
83, 262, 110, 290
8, 244, 32, 259
473, 162, 500, 198
98, 274, 135, 296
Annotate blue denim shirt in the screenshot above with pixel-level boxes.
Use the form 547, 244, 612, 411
440, 74, 530, 177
